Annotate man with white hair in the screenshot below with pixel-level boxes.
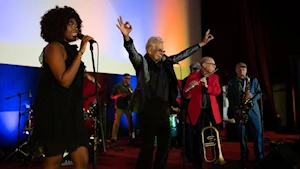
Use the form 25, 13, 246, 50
116, 16, 214, 169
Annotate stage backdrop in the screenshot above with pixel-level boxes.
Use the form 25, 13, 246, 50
0, 0, 202, 78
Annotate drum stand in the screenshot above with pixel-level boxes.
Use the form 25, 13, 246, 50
5, 141, 29, 161
90, 95, 120, 153
5, 90, 32, 162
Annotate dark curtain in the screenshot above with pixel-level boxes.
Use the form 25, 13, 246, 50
239, 0, 276, 128
201, 0, 277, 130
287, 56, 300, 133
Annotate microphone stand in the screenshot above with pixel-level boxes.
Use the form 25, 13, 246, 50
89, 42, 106, 169
5, 90, 31, 161
175, 63, 193, 169
180, 107, 187, 169
260, 90, 265, 156
178, 85, 194, 169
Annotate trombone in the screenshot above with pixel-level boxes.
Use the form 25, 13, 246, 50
201, 122, 227, 165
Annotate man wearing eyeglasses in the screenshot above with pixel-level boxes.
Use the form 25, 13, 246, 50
110, 73, 136, 146
183, 57, 221, 169
116, 16, 214, 169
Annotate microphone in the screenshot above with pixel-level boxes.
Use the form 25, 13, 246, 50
77, 34, 97, 44
28, 88, 32, 98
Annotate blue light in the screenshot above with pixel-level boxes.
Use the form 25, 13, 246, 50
24, 103, 30, 109
105, 74, 137, 136
0, 111, 19, 132
0, 63, 138, 148
0, 64, 40, 148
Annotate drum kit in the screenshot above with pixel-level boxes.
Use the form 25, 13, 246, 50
83, 100, 107, 138
59, 97, 108, 166
4, 90, 107, 165
4, 89, 37, 162
83, 90, 110, 169
5, 101, 47, 163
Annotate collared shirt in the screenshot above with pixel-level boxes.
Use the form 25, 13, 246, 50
146, 55, 169, 103
237, 77, 246, 104
202, 75, 211, 109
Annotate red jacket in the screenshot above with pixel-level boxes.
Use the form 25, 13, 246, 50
183, 72, 222, 125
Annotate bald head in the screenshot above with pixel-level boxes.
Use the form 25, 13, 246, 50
200, 56, 216, 74
200, 57, 214, 65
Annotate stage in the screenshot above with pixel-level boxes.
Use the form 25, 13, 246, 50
1, 130, 299, 169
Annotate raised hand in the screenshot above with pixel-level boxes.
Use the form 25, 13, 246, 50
116, 16, 132, 39
171, 106, 180, 113
199, 29, 214, 47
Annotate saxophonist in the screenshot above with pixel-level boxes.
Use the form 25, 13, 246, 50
227, 62, 263, 165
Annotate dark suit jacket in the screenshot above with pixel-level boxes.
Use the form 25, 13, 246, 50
123, 38, 201, 113
227, 77, 261, 116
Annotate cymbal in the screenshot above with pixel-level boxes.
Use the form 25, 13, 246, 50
84, 91, 104, 100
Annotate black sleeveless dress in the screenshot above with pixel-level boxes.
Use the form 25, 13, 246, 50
32, 41, 89, 157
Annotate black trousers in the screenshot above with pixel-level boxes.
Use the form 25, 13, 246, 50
186, 108, 218, 168
136, 103, 170, 169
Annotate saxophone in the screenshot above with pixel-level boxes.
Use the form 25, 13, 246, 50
239, 76, 254, 125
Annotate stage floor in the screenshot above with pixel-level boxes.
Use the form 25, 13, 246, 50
1, 130, 299, 169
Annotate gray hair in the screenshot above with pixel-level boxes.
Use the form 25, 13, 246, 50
146, 36, 164, 51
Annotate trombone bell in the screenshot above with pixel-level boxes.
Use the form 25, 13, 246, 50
201, 123, 227, 165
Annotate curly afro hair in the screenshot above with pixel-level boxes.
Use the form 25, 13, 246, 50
40, 6, 82, 42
